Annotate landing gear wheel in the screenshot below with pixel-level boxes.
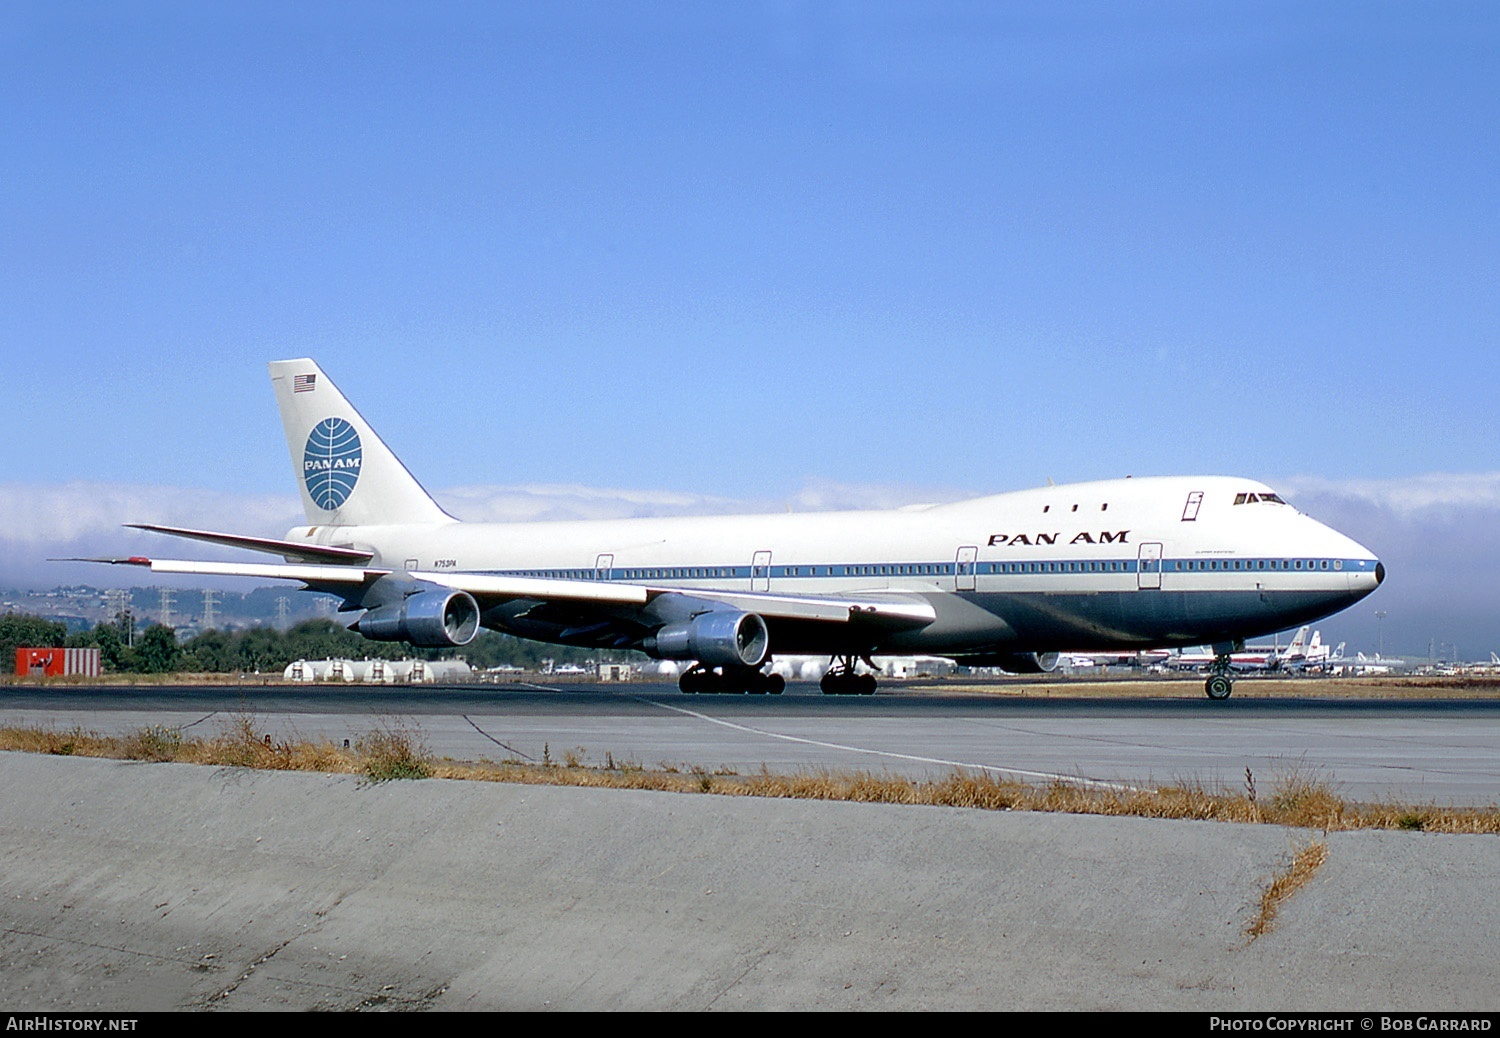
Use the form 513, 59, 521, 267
679, 665, 784, 695
820, 656, 879, 695
1205, 674, 1233, 700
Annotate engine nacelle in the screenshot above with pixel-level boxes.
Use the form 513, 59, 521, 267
961, 651, 1061, 674
646, 610, 769, 668
356, 588, 480, 647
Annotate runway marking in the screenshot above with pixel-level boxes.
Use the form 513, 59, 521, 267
640, 698, 1144, 792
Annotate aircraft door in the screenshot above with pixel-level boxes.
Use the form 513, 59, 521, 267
595, 553, 614, 582
1137, 542, 1163, 590
751, 550, 772, 592
955, 545, 978, 592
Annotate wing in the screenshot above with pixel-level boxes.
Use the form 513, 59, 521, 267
415, 571, 936, 628
77, 553, 935, 647
77, 524, 935, 655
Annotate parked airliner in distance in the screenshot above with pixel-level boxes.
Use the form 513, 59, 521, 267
1164, 626, 1312, 673
80, 360, 1384, 699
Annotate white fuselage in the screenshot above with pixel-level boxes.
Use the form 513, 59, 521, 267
289, 475, 1382, 655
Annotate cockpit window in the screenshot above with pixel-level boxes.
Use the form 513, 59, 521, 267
1234, 491, 1287, 505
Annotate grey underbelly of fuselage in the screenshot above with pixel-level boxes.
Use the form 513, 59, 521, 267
868, 587, 1367, 655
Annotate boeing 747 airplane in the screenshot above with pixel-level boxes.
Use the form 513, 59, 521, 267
84, 359, 1384, 699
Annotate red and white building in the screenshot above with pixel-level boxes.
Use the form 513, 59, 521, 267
14, 647, 101, 678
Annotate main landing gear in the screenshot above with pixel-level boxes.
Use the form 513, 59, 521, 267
1205, 654, 1235, 700
820, 655, 878, 696
679, 665, 785, 695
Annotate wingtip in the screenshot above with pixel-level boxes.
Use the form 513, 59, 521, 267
48, 556, 152, 566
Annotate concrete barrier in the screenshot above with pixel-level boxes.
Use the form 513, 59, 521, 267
0, 751, 1495, 1011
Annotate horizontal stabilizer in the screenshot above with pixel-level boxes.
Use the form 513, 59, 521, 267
69, 555, 388, 585
126, 523, 375, 564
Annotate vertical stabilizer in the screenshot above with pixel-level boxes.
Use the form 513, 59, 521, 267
1282, 625, 1310, 662
269, 359, 454, 527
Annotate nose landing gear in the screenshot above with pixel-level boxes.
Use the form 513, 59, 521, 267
1205, 651, 1235, 700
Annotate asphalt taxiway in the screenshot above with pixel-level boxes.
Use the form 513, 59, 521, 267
3, 681, 1498, 804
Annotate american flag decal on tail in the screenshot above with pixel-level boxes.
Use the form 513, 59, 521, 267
293, 374, 316, 393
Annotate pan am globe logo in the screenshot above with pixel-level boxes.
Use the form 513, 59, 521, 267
303, 417, 363, 510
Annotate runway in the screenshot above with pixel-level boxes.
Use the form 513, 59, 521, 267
4, 681, 1498, 804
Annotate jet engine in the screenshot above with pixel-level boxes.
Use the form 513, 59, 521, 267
645, 610, 769, 668
356, 587, 481, 647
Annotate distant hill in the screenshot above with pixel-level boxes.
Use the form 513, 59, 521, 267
1, 585, 342, 636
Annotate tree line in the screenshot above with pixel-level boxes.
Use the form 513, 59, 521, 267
2, 613, 640, 675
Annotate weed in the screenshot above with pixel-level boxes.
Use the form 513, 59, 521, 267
204, 713, 286, 769
1265, 760, 1344, 829
1247, 840, 1328, 939
122, 725, 183, 762
356, 720, 433, 782
0, 725, 106, 758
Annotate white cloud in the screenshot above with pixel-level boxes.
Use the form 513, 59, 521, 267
1277, 472, 1500, 517
784, 477, 966, 513
0, 482, 302, 547
436, 478, 965, 523
437, 483, 761, 523
0, 477, 964, 587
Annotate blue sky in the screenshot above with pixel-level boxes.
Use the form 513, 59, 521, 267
3, 2, 1499, 657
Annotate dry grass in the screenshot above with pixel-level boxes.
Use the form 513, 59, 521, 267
357, 720, 434, 781
1247, 840, 1330, 939
1, 721, 1498, 833
0, 717, 360, 774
